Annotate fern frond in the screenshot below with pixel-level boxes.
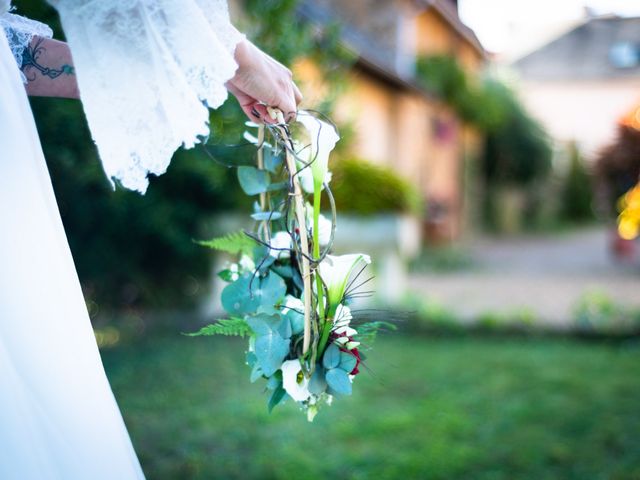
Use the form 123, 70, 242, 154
185, 318, 252, 337
195, 231, 256, 255
356, 321, 397, 346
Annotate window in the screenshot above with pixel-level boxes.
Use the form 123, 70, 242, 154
609, 42, 640, 69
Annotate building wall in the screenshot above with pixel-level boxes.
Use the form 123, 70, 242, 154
518, 79, 640, 158
414, 9, 483, 73
294, 3, 485, 241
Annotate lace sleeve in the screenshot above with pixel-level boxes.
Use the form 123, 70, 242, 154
0, 8, 53, 83
48, 0, 245, 193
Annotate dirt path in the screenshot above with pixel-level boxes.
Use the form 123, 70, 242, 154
409, 227, 639, 326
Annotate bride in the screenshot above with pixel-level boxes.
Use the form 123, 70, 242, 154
0, 0, 301, 478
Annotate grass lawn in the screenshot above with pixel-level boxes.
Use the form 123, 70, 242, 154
102, 334, 640, 480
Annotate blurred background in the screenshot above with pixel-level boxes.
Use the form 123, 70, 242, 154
17, 0, 640, 478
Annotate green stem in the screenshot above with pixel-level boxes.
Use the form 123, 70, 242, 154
313, 181, 334, 355
313, 182, 325, 323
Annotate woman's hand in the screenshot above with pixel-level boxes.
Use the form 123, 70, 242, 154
226, 40, 303, 123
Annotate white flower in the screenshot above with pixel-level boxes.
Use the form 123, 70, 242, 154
238, 254, 255, 272
318, 254, 372, 315
228, 263, 239, 282
281, 360, 311, 402
297, 113, 340, 188
297, 160, 332, 194
269, 231, 292, 258
307, 404, 319, 422
334, 304, 353, 325
335, 325, 358, 337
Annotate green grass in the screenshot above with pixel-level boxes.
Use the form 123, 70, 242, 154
102, 334, 640, 480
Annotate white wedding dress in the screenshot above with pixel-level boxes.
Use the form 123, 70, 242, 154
0, 1, 243, 478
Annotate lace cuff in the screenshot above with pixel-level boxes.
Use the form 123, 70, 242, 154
50, 0, 245, 193
0, 10, 53, 83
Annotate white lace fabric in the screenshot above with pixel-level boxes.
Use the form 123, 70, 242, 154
46, 0, 245, 193
0, 6, 53, 83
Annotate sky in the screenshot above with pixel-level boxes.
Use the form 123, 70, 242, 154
459, 0, 640, 59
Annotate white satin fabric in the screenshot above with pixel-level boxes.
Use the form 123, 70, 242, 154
0, 20, 145, 480
49, 0, 244, 192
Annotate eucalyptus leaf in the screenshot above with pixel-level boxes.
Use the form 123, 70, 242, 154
325, 368, 352, 395
238, 166, 270, 195
268, 385, 286, 413
264, 148, 283, 173
309, 367, 328, 395
251, 211, 283, 221
246, 351, 257, 369
220, 274, 260, 316
246, 313, 291, 377
253, 333, 290, 377
286, 309, 305, 335
322, 344, 341, 369
250, 363, 263, 383
339, 352, 357, 373
256, 272, 287, 308
266, 375, 281, 391
253, 246, 276, 271
266, 181, 288, 192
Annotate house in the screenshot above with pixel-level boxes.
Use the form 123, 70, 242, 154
296, 0, 486, 241
512, 15, 640, 159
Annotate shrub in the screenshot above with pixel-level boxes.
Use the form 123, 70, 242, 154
560, 142, 595, 222
327, 158, 422, 216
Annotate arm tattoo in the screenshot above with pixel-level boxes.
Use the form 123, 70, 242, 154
21, 37, 74, 82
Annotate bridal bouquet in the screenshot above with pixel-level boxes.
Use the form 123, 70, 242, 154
192, 108, 392, 421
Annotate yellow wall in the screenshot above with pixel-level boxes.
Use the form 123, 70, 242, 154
415, 9, 483, 74
293, 5, 485, 241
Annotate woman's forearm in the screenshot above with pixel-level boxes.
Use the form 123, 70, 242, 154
22, 37, 79, 99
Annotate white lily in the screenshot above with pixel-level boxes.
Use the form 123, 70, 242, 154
297, 113, 340, 188
269, 231, 291, 259
297, 160, 332, 194
334, 304, 353, 325
281, 360, 311, 402
238, 254, 255, 272
318, 254, 372, 316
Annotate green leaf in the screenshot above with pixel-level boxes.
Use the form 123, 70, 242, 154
253, 333, 290, 377
285, 308, 305, 336
322, 344, 341, 369
258, 273, 287, 309
268, 385, 286, 413
263, 148, 283, 173
309, 367, 328, 395
238, 166, 270, 195
356, 321, 398, 347
251, 211, 283, 221
184, 317, 251, 337
246, 313, 291, 339
266, 181, 288, 192
250, 363, 264, 382
196, 231, 256, 255
325, 368, 352, 395
221, 272, 286, 317
246, 313, 291, 377
221, 274, 261, 316
339, 351, 357, 373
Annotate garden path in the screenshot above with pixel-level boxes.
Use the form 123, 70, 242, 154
409, 227, 640, 326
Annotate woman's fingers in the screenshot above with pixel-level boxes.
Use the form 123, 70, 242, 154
228, 41, 303, 124
293, 82, 303, 105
